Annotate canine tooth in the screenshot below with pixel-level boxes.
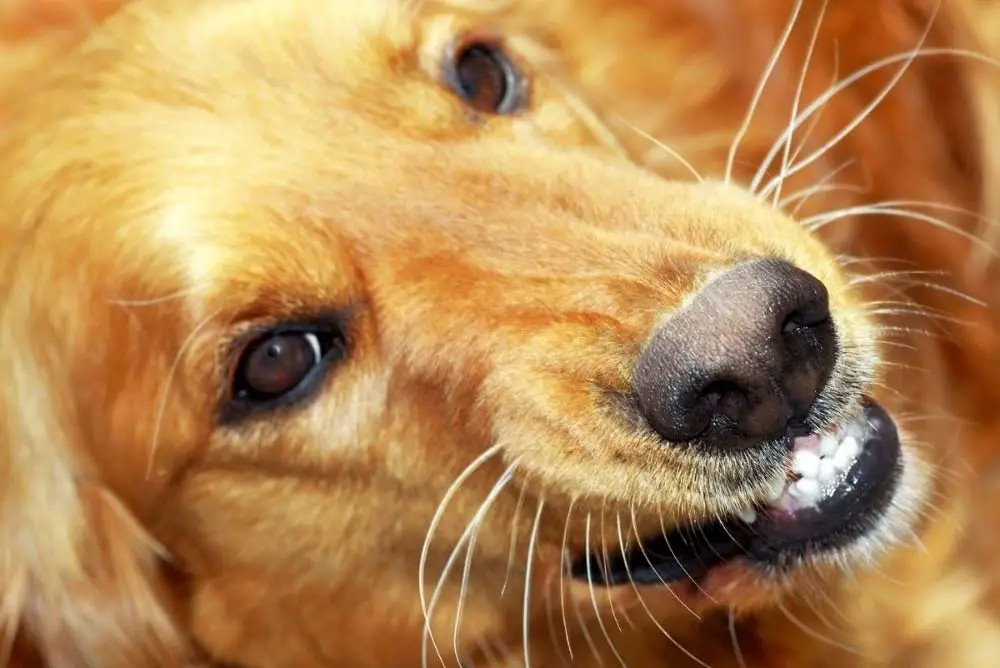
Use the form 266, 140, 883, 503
792, 450, 820, 478
737, 507, 757, 523
833, 435, 860, 470
819, 435, 839, 457
817, 458, 837, 484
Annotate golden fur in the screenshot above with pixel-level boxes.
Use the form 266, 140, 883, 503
1, 0, 1000, 666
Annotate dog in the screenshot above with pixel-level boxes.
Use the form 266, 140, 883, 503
2, 0, 1000, 666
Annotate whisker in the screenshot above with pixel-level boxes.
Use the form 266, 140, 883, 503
776, 599, 868, 658
108, 286, 204, 308
522, 498, 546, 668
779, 160, 860, 214
558, 499, 577, 660
572, 513, 605, 666
452, 469, 518, 665
614, 115, 703, 182
725, 0, 804, 185
728, 608, 749, 668
147, 309, 222, 480
806, 205, 997, 260
503, 481, 530, 596
419, 443, 504, 621
628, 505, 700, 619
785, 39, 841, 170
609, 512, 637, 630
422, 455, 513, 668
757, 2, 934, 202
542, 570, 573, 668
772, 0, 828, 208
617, 515, 711, 667
660, 515, 717, 603
584, 515, 629, 668
866, 307, 970, 327
750, 43, 1000, 194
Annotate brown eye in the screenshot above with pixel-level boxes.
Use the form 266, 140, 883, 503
450, 42, 523, 114
232, 327, 344, 407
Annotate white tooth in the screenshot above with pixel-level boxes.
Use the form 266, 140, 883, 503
817, 458, 837, 484
737, 507, 757, 523
839, 435, 861, 458
833, 435, 860, 470
792, 450, 820, 478
819, 435, 839, 457
795, 477, 821, 503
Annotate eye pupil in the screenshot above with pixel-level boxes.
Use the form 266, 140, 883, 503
238, 332, 324, 400
452, 43, 520, 114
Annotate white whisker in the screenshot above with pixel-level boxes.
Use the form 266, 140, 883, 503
619, 514, 711, 667
725, 0, 804, 185
558, 499, 577, 660
419, 443, 504, 622
758, 3, 937, 201
750, 43, 1000, 195
522, 498, 546, 668
422, 454, 513, 668
728, 608, 749, 668
628, 506, 700, 619
806, 204, 997, 260
779, 159, 859, 214
772, 0, 828, 208
147, 309, 222, 480
503, 481, 530, 596
614, 114, 703, 182
585, 515, 629, 668
776, 599, 868, 658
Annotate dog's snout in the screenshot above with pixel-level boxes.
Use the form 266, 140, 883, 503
634, 258, 836, 450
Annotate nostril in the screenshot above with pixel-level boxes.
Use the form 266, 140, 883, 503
699, 380, 748, 423
780, 284, 831, 336
781, 306, 829, 335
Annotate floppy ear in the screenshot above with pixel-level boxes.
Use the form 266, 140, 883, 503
0, 5, 187, 665
0, 317, 187, 667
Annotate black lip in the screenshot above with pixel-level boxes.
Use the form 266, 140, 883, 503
572, 398, 903, 586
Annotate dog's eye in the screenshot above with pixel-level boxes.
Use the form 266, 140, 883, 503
450, 42, 523, 114
232, 327, 345, 405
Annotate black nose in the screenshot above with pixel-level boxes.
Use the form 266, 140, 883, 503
634, 258, 837, 450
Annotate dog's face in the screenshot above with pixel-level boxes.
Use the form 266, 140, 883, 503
0, 0, 949, 666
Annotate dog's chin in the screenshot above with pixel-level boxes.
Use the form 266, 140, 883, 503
569, 397, 928, 610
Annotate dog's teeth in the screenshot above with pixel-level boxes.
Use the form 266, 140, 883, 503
792, 450, 820, 478
794, 477, 820, 504
817, 458, 837, 484
819, 435, 840, 457
737, 507, 757, 524
833, 435, 860, 471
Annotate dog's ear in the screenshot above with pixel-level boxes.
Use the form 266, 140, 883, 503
0, 5, 188, 664
0, 316, 187, 667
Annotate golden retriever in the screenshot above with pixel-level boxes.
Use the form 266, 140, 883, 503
2, 0, 1000, 666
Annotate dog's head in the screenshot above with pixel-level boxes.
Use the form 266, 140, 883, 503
0, 1, 994, 666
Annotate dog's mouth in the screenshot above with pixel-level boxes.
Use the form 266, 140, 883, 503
571, 397, 903, 586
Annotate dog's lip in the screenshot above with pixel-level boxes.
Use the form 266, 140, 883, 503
570, 397, 903, 586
